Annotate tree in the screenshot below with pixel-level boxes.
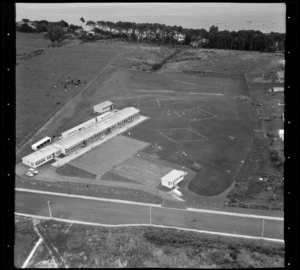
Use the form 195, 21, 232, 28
184, 34, 192, 45
80, 17, 85, 28
208, 25, 219, 48
86, 20, 96, 31
131, 29, 137, 42
45, 24, 66, 46
18, 23, 36, 33
36, 22, 48, 32
22, 18, 30, 23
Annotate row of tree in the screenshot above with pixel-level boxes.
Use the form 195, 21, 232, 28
207, 26, 285, 52
17, 18, 285, 52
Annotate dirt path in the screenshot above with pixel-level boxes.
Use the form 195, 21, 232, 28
33, 222, 67, 268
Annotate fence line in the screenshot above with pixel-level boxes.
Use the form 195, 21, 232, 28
15, 176, 283, 211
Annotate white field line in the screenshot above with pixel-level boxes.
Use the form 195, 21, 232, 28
189, 92, 224, 96
16, 188, 283, 221
21, 238, 43, 268
15, 188, 161, 208
174, 111, 217, 122
15, 213, 284, 243
136, 90, 174, 93
174, 80, 197, 86
155, 128, 208, 142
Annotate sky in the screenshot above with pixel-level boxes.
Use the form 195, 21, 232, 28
16, 3, 286, 33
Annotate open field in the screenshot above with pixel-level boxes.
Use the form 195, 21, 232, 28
69, 136, 149, 176
15, 216, 284, 268
161, 48, 284, 76
110, 155, 173, 187
157, 128, 208, 142
17, 62, 257, 198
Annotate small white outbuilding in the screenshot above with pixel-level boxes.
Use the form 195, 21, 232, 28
93, 101, 113, 114
278, 129, 284, 141
161, 169, 187, 189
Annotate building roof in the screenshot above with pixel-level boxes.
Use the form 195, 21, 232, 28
273, 87, 284, 92
162, 169, 186, 182
93, 101, 113, 111
23, 144, 61, 163
55, 107, 139, 150
32, 136, 51, 148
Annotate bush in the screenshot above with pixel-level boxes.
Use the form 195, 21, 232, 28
18, 23, 36, 33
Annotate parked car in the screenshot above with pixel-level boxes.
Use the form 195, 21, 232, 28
26, 172, 34, 177
28, 168, 38, 174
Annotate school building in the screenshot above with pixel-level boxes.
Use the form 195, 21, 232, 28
22, 107, 140, 168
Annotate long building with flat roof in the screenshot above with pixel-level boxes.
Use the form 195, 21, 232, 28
22, 107, 140, 168
54, 107, 139, 155
93, 100, 113, 114
22, 144, 62, 168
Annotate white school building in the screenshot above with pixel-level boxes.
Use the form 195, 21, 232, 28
22, 107, 140, 168
161, 169, 187, 189
93, 101, 113, 114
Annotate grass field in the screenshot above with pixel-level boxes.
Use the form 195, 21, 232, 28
20, 217, 284, 268
157, 128, 208, 142
69, 136, 149, 176
111, 155, 173, 187
16, 34, 284, 207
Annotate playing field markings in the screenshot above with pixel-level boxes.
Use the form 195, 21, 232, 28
156, 128, 208, 142
188, 92, 224, 96
138, 98, 160, 111
174, 80, 197, 86
136, 90, 174, 93
157, 99, 161, 108
174, 107, 218, 122
155, 130, 183, 145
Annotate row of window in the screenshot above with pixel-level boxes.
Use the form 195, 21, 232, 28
35, 157, 46, 166
65, 114, 138, 154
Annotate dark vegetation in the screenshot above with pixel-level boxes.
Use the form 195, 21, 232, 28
25, 219, 284, 268
17, 18, 285, 52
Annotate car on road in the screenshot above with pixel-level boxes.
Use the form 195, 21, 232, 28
25, 172, 34, 177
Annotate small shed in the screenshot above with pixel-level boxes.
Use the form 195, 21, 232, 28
273, 87, 284, 92
278, 129, 284, 141
161, 169, 187, 189
93, 101, 113, 114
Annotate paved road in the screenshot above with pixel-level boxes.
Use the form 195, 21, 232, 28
15, 191, 283, 240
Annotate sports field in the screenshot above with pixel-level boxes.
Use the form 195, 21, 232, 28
68, 136, 149, 176
19, 64, 256, 197
111, 156, 173, 187
16, 36, 268, 200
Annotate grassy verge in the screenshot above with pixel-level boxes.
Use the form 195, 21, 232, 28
22, 217, 284, 268
14, 216, 39, 268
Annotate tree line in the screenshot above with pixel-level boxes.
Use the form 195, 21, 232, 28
17, 18, 285, 52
